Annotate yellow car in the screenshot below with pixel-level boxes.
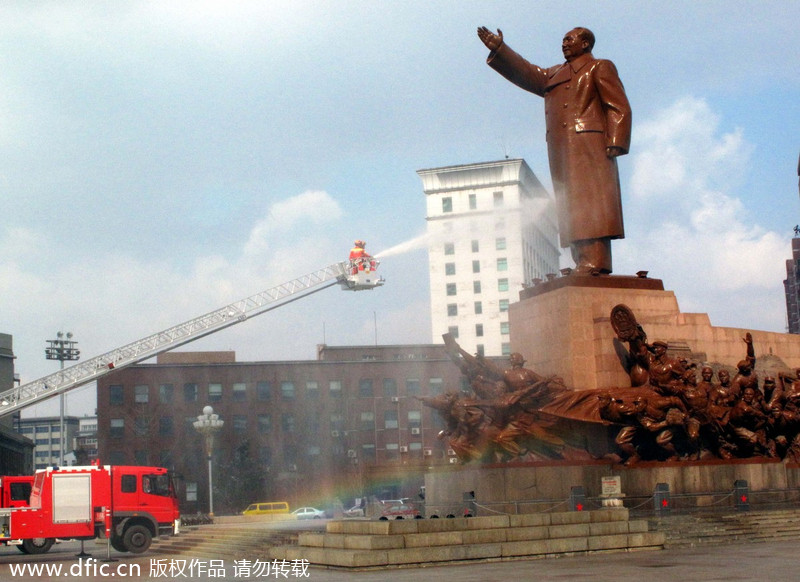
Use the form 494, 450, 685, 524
242, 501, 290, 515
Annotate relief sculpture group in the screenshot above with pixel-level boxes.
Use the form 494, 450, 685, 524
421, 305, 800, 466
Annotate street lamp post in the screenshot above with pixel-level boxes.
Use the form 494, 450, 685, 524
45, 332, 80, 465
193, 406, 223, 516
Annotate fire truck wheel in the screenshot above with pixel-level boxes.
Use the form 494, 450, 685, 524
110, 535, 127, 552
123, 525, 152, 554
21, 538, 54, 554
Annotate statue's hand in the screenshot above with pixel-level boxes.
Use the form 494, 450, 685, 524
477, 26, 503, 51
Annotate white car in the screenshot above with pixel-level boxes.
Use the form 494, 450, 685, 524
292, 507, 325, 520
343, 505, 365, 517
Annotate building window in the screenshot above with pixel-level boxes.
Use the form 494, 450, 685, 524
502, 342, 512, 356
496, 237, 507, 250
359, 379, 374, 397
385, 443, 400, 460
471, 240, 479, 252
499, 299, 509, 312
497, 258, 508, 271
330, 413, 344, 431
408, 410, 421, 429
109, 385, 123, 406
493, 191, 504, 207
447, 303, 458, 317
444, 242, 455, 255
406, 378, 421, 396
429, 378, 444, 395
233, 415, 247, 433
384, 409, 398, 429
257, 414, 271, 433
361, 444, 376, 462
110, 419, 124, 439
473, 280, 481, 294
472, 260, 480, 273
329, 380, 342, 397
134, 417, 148, 437
447, 326, 459, 339
208, 383, 223, 402
383, 378, 398, 397
282, 414, 295, 433
306, 381, 319, 397
256, 382, 271, 400
360, 412, 375, 431
474, 301, 482, 314
184, 416, 196, 431
159, 384, 173, 404
476, 324, 484, 337
259, 447, 272, 465
445, 262, 456, 276
284, 446, 298, 465
501, 321, 510, 335
469, 193, 477, 209
134, 385, 149, 404
498, 278, 509, 292
442, 197, 453, 212
232, 383, 247, 401
477, 344, 485, 356
446, 283, 457, 296
108, 451, 125, 465
281, 381, 295, 399
159, 416, 173, 436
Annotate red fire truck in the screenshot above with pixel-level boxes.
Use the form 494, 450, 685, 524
0, 462, 179, 555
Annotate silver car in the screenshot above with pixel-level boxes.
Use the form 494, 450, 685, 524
292, 507, 325, 520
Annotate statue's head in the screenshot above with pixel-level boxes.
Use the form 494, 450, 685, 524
737, 359, 751, 374
562, 27, 594, 61
632, 395, 647, 413
651, 340, 668, 356
509, 352, 525, 367
701, 366, 713, 382
718, 369, 731, 385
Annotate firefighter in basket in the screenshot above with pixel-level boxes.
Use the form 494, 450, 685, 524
349, 240, 375, 274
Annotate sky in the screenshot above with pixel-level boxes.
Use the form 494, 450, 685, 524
0, 1, 797, 418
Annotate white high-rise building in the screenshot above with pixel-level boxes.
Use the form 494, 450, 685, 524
418, 159, 560, 357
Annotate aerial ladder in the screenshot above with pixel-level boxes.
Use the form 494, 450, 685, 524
0, 256, 383, 418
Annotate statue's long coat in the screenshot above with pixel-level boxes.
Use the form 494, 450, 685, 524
487, 44, 632, 248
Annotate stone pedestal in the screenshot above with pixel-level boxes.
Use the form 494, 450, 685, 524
509, 275, 800, 391
424, 459, 800, 513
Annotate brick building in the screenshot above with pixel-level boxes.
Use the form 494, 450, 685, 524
96, 344, 482, 514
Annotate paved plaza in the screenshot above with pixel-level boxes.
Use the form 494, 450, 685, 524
1, 538, 798, 582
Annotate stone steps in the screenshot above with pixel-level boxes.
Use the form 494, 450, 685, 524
269, 509, 664, 569
152, 525, 297, 560
651, 509, 800, 548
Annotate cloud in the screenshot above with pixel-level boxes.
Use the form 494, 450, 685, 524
616, 96, 789, 330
